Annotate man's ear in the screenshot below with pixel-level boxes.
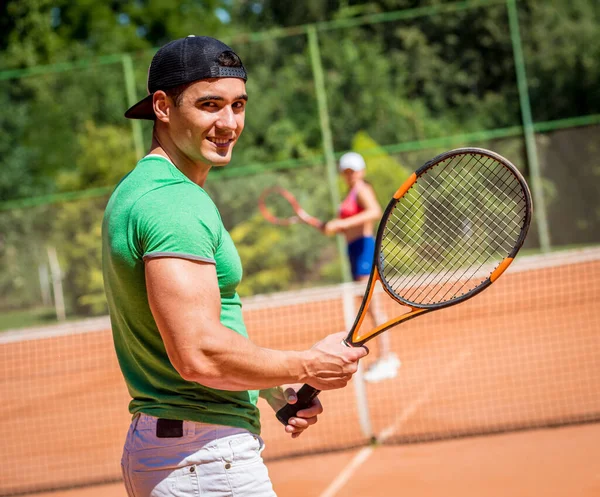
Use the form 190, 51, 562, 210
153, 91, 170, 123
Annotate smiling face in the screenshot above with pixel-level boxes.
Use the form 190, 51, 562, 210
156, 77, 247, 167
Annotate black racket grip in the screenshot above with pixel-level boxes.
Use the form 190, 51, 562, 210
276, 384, 321, 425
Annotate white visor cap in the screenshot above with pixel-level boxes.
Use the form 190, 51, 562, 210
338, 152, 366, 172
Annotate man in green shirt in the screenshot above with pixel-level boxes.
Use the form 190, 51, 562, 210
102, 35, 367, 497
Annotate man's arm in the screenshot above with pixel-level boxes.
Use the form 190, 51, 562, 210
145, 257, 367, 391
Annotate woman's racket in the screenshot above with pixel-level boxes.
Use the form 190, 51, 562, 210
258, 186, 325, 230
276, 147, 533, 425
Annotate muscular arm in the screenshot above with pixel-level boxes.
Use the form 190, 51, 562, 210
145, 257, 366, 391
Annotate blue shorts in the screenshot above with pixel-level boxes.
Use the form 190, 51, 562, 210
347, 236, 375, 280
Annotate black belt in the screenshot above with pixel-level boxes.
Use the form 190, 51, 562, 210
156, 418, 183, 438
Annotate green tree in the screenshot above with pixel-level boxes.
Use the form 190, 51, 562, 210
49, 121, 136, 315
524, 0, 600, 120
2, 0, 600, 318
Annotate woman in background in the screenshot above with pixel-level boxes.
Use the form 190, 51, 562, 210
324, 152, 401, 383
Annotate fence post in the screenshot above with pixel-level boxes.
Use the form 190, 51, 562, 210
47, 246, 66, 322
507, 0, 551, 252
342, 283, 374, 440
122, 54, 145, 159
307, 25, 352, 283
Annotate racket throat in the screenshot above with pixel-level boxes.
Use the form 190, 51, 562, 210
350, 308, 429, 345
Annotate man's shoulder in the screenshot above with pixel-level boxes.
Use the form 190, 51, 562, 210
133, 180, 215, 215
117, 156, 212, 208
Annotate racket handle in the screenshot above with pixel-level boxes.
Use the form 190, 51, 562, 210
276, 384, 321, 425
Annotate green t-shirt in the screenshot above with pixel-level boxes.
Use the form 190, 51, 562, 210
102, 155, 260, 434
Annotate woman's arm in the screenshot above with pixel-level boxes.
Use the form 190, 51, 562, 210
324, 182, 382, 234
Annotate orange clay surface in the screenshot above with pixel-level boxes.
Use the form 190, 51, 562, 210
3, 257, 600, 497
17, 424, 600, 497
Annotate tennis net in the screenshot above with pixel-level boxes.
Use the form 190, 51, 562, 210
1, 246, 599, 495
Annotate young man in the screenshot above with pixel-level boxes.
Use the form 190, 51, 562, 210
102, 35, 368, 497
324, 152, 401, 383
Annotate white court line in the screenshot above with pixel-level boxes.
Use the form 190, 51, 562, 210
318, 348, 471, 497
318, 446, 375, 497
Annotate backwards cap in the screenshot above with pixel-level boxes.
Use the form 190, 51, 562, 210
125, 35, 247, 120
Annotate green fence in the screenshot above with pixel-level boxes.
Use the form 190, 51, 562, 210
1, 0, 599, 327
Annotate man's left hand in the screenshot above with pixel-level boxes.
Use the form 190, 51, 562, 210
261, 385, 323, 438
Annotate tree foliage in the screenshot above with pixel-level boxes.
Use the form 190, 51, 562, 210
1, 0, 599, 318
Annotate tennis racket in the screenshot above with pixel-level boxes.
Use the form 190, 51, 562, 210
258, 186, 325, 230
276, 147, 532, 425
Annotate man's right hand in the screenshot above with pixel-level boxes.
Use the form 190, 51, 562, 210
303, 331, 369, 391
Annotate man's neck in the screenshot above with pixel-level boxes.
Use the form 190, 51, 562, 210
149, 129, 211, 187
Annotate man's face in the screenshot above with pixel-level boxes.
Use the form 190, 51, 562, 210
166, 78, 247, 167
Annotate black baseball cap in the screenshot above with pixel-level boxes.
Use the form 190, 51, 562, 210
125, 35, 247, 120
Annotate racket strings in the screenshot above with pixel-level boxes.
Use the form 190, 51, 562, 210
422, 159, 523, 256
394, 164, 523, 303
384, 160, 517, 296
460, 157, 525, 234
433, 156, 522, 234
391, 157, 525, 303
380, 153, 527, 306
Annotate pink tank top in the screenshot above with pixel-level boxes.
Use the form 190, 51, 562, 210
339, 181, 365, 219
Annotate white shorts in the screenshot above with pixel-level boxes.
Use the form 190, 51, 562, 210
121, 413, 277, 497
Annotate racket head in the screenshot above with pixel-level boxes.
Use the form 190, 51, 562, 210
346, 147, 532, 345
258, 186, 324, 230
258, 186, 302, 226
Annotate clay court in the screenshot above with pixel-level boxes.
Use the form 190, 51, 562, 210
2, 248, 599, 497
